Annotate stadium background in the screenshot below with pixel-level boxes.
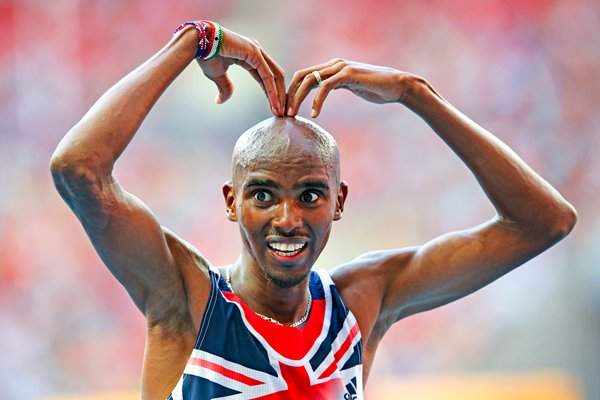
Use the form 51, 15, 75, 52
1, 0, 598, 398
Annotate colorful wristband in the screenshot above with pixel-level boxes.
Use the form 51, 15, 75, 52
173, 20, 222, 60
203, 22, 223, 60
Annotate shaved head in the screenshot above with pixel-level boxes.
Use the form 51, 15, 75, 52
223, 117, 348, 289
232, 116, 340, 184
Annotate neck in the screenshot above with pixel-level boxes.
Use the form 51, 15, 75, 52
228, 255, 312, 325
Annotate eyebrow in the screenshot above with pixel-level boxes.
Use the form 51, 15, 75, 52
243, 179, 330, 192
243, 179, 279, 190
297, 181, 330, 192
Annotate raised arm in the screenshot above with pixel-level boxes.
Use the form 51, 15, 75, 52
50, 23, 285, 320
286, 60, 576, 333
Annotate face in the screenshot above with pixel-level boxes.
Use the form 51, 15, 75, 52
223, 133, 347, 289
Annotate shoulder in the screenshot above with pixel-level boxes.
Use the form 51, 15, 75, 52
330, 246, 418, 292
329, 247, 418, 339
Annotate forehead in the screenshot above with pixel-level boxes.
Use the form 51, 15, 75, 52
234, 142, 333, 188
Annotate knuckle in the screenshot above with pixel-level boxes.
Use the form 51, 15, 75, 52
321, 80, 332, 90
317, 89, 331, 101
292, 71, 304, 81
245, 41, 260, 54
341, 65, 353, 75
247, 54, 261, 67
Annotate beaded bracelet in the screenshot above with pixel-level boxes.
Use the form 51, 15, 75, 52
173, 20, 222, 60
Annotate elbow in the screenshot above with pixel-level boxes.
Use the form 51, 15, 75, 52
50, 151, 90, 187
536, 201, 577, 244
504, 200, 577, 245
50, 124, 110, 179
551, 202, 577, 239
49, 150, 71, 179
49, 146, 107, 195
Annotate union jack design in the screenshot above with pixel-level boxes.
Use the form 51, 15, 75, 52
173, 21, 217, 60
168, 268, 364, 399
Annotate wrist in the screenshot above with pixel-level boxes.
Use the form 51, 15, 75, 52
173, 21, 222, 61
171, 25, 202, 61
396, 73, 428, 105
398, 73, 441, 111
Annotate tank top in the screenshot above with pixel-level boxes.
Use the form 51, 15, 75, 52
167, 267, 364, 399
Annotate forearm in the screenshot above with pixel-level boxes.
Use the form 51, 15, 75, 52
400, 76, 576, 235
51, 27, 197, 173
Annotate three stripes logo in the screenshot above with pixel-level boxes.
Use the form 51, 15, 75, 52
343, 377, 358, 400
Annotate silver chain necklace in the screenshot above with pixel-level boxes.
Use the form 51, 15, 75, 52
225, 266, 312, 328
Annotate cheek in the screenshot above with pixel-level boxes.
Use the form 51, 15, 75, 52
312, 224, 333, 257
238, 205, 268, 242
308, 211, 334, 238
237, 218, 263, 260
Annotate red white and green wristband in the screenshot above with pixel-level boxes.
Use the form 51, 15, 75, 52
173, 20, 223, 61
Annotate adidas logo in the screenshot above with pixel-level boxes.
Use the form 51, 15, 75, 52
343, 377, 358, 400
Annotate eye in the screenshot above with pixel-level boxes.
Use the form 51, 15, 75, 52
301, 191, 320, 203
253, 190, 273, 202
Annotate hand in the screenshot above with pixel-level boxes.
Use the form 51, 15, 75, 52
198, 27, 285, 116
286, 59, 411, 118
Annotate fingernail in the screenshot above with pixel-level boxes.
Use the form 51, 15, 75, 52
271, 106, 276, 115
311, 109, 317, 118
287, 107, 292, 116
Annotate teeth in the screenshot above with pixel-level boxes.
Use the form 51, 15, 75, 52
269, 242, 305, 252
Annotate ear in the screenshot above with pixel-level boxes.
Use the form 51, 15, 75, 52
333, 181, 348, 221
222, 181, 238, 222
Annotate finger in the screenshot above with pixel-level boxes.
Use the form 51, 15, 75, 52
285, 73, 319, 117
243, 47, 281, 115
210, 74, 234, 104
234, 59, 266, 95
219, 30, 282, 114
249, 69, 267, 97
311, 71, 351, 118
287, 62, 347, 117
308, 64, 350, 117
286, 58, 345, 111
287, 58, 344, 98
261, 49, 286, 117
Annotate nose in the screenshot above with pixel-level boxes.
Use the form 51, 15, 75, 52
272, 200, 303, 234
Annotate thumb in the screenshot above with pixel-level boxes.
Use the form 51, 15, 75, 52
211, 74, 234, 104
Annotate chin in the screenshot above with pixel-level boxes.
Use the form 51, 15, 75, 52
262, 266, 311, 289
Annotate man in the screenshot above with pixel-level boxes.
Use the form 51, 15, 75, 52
51, 21, 576, 399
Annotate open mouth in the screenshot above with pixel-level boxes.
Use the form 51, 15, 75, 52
267, 242, 307, 258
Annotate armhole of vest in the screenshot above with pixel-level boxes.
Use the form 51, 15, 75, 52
315, 268, 334, 287
317, 269, 362, 335
315, 269, 334, 315
193, 266, 221, 350
209, 264, 221, 277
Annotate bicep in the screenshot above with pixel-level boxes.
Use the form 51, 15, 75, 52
378, 217, 555, 322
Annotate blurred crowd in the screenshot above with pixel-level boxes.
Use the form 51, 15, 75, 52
1, 0, 598, 398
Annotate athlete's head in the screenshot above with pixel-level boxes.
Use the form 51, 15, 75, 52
222, 117, 348, 288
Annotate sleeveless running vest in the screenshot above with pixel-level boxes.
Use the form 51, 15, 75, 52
167, 268, 364, 400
